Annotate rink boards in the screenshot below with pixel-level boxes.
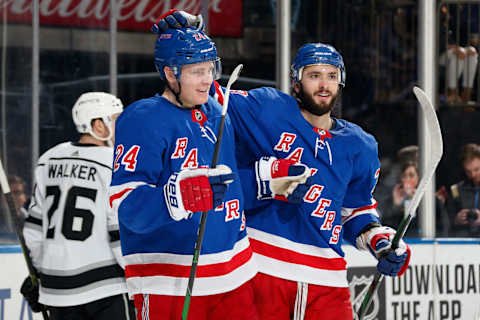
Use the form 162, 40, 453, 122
1, 239, 480, 320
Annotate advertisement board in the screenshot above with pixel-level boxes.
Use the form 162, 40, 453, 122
2, 241, 480, 319
346, 240, 480, 320
0, 0, 242, 36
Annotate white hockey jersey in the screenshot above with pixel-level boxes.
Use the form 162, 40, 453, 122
23, 142, 127, 307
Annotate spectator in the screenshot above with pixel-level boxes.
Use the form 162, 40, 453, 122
447, 143, 480, 237
0, 197, 11, 236
375, 145, 419, 211
8, 175, 28, 227
378, 161, 419, 237
0, 175, 28, 236
439, 4, 479, 104
378, 161, 449, 237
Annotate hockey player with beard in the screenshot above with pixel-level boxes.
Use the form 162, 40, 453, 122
22, 92, 136, 319
157, 12, 412, 320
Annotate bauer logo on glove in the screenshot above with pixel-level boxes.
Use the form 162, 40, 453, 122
164, 165, 235, 221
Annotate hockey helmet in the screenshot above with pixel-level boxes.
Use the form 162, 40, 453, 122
291, 43, 346, 87
152, 26, 221, 80
72, 92, 123, 142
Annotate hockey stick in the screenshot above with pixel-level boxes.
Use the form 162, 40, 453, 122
182, 64, 243, 320
357, 86, 443, 320
0, 158, 50, 320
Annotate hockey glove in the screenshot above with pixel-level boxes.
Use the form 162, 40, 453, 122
164, 165, 235, 221
357, 226, 411, 276
20, 276, 46, 313
255, 156, 313, 204
152, 9, 204, 33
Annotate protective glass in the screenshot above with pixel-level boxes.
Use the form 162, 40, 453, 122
181, 58, 222, 82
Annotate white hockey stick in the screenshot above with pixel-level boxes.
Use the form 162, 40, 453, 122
182, 64, 243, 320
0, 158, 50, 319
357, 86, 443, 319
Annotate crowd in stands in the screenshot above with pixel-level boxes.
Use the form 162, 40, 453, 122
0, 175, 28, 241
375, 143, 480, 238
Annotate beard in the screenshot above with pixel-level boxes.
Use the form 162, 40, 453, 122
296, 86, 339, 117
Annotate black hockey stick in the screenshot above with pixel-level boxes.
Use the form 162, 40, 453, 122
182, 64, 243, 320
0, 157, 49, 320
356, 86, 443, 320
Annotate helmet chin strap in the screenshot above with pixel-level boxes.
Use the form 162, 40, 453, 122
88, 117, 114, 147
166, 79, 184, 106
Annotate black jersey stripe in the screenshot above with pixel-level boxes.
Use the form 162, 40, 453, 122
48, 157, 112, 170
40, 264, 125, 290
109, 230, 120, 242
24, 215, 42, 226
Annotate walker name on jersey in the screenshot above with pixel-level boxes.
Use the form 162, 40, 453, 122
48, 163, 97, 181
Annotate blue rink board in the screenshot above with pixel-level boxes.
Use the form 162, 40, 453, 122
0, 245, 22, 254
1, 238, 479, 254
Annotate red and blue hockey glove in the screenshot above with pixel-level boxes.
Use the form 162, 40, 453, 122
152, 9, 204, 34
255, 156, 313, 204
164, 165, 235, 221
20, 276, 46, 313
357, 226, 411, 276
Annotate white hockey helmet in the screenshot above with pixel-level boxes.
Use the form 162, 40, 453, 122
72, 92, 123, 143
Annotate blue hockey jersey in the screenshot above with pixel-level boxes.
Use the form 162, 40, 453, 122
213, 83, 381, 287
109, 94, 256, 296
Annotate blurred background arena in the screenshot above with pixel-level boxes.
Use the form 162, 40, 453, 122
1, 1, 480, 319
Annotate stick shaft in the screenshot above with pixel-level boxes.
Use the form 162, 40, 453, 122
182, 116, 225, 320
182, 64, 242, 318
357, 87, 442, 320
0, 158, 49, 319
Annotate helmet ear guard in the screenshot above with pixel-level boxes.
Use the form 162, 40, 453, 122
291, 43, 346, 87
72, 92, 123, 144
152, 27, 222, 81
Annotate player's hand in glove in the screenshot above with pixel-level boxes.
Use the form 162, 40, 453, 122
152, 9, 204, 34
164, 165, 235, 221
357, 226, 411, 276
20, 276, 46, 313
255, 156, 313, 203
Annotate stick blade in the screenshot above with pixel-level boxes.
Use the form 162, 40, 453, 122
226, 64, 243, 89
222, 64, 243, 115
412, 86, 443, 162
404, 86, 444, 217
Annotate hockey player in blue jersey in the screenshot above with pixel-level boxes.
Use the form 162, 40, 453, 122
109, 26, 260, 319
157, 11, 411, 320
